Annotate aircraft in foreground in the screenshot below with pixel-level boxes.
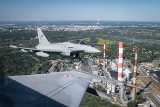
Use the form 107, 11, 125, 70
10, 28, 100, 58
0, 70, 124, 107
0, 71, 91, 107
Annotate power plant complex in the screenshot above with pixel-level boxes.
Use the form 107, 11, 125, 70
80, 40, 156, 106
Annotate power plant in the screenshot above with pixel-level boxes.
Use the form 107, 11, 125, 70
80, 40, 154, 106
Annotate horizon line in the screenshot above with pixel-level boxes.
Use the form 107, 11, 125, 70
0, 20, 160, 23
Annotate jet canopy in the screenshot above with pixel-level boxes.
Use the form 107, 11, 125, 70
70, 39, 88, 45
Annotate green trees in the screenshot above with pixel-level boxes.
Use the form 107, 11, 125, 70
0, 51, 38, 76
0, 48, 54, 76
127, 94, 146, 107
80, 93, 120, 107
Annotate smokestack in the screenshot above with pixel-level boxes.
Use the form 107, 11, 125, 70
118, 42, 123, 81
103, 40, 106, 69
103, 40, 106, 62
132, 47, 138, 100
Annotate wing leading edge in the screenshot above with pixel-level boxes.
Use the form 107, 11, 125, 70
0, 71, 91, 107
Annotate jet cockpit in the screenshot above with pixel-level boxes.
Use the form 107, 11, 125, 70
70, 39, 88, 45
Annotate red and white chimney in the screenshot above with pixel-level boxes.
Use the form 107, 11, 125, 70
133, 48, 138, 85
103, 40, 106, 62
118, 42, 123, 81
132, 47, 138, 100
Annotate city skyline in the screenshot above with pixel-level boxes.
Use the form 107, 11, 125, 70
1, 0, 160, 22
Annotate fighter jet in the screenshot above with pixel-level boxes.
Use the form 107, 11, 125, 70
10, 28, 100, 58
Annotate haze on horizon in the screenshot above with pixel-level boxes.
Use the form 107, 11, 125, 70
0, 0, 160, 22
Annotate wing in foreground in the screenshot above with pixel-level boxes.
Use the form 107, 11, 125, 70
0, 71, 91, 107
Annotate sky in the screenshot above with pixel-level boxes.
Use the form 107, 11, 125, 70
0, 0, 160, 22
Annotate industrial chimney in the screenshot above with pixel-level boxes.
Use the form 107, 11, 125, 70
118, 42, 123, 81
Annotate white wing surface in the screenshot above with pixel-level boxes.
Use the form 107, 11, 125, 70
0, 71, 91, 107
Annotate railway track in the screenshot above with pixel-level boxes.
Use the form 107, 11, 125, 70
149, 94, 160, 107
138, 69, 160, 107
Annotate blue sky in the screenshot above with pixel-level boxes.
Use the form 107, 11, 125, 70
0, 0, 160, 21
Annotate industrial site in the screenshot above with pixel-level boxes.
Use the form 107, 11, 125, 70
40, 40, 160, 107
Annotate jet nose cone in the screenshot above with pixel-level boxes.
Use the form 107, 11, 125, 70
96, 50, 101, 53
85, 46, 101, 53
93, 48, 101, 53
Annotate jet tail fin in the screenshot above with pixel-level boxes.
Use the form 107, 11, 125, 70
37, 28, 50, 45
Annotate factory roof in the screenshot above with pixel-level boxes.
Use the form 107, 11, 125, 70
124, 68, 132, 74
108, 70, 118, 79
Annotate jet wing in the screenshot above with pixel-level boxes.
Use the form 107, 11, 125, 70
10, 45, 62, 53
10, 45, 85, 54
0, 71, 91, 107
10, 45, 40, 52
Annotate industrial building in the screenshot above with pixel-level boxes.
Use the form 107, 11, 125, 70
123, 68, 133, 81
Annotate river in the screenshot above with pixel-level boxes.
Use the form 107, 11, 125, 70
116, 36, 160, 45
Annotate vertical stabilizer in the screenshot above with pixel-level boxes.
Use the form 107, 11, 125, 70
37, 28, 50, 45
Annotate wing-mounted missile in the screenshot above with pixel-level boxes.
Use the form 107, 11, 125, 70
21, 49, 28, 52
10, 45, 17, 48
61, 52, 70, 56
36, 52, 49, 57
